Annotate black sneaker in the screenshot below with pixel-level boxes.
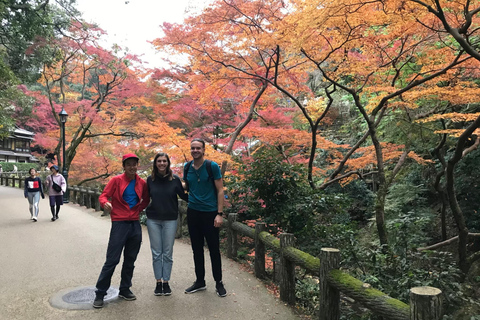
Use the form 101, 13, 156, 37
154, 282, 163, 296
93, 295, 104, 308
215, 281, 227, 297
163, 282, 172, 296
118, 289, 137, 300
184, 281, 206, 294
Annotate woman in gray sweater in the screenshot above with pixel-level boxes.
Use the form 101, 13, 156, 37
146, 152, 188, 296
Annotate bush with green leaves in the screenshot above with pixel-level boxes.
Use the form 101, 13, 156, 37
227, 147, 318, 235
0, 162, 40, 173
384, 178, 437, 248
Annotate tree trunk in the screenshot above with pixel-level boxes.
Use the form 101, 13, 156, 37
444, 114, 480, 274
375, 184, 389, 246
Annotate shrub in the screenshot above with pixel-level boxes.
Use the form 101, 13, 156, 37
0, 162, 40, 172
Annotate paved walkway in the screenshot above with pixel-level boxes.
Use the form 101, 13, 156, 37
0, 186, 299, 320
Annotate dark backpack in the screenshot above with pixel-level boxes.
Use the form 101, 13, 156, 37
183, 160, 217, 193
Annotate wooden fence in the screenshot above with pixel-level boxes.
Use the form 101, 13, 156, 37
0, 172, 29, 189
226, 213, 442, 320
1, 179, 443, 319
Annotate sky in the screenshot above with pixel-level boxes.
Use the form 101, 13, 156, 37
75, 0, 209, 68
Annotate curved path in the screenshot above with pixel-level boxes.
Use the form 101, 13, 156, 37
0, 186, 299, 320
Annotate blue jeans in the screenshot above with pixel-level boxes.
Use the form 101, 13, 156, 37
146, 219, 177, 281
95, 221, 142, 296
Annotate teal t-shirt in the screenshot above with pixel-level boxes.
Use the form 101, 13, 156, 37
184, 160, 221, 212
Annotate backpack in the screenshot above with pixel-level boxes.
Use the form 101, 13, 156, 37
183, 160, 217, 193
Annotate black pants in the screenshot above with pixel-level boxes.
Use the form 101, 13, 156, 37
95, 221, 142, 296
187, 208, 222, 283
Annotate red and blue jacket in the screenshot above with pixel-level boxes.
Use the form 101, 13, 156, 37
99, 173, 149, 221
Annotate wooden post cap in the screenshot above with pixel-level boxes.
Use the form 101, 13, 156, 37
321, 248, 340, 253
410, 287, 442, 296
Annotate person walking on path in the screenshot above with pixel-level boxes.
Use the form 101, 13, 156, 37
45, 165, 66, 221
183, 138, 227, 297
24, 168, 45, 221
93, 153, 149, 309
146, 152, 188, 296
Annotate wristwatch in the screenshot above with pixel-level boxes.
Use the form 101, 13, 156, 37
217, 212, 224, 217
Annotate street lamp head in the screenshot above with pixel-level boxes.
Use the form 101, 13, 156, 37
59, 108, 68, 123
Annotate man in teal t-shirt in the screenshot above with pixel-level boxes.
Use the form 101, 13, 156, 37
183, 138, 227, 297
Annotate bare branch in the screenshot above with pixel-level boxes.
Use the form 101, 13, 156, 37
76, 173, 113, 186
417, 233, 480, 251
83, 131, 143, 139
462, 135, 480, 157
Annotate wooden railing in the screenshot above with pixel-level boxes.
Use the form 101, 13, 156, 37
225, 214, 442, 320
1, 179, 443, 319
0, 172, 29, 189
69, 185, 102, 211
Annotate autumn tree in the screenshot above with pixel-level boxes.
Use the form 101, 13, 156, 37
153, 0, 331, 175
27, 21, 155, 183
0, 0, 77, 137
266, 0, 477, 249
415, 108, 480, 275
403, 0, 480, 275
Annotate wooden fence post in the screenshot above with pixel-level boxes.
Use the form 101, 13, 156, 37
410, 286, 442, 320
95, 190, 101, 211
71, 186, 78, 204
85, 188, 92, 208
319, 248, 341, 320
88, 188, 96, 209
227, 213, 238, 259
79, 188, 86, 206
255, 222, 266, 279
280, 233, 295, 305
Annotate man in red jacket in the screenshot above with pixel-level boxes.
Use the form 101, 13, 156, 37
93, 153, 149, 308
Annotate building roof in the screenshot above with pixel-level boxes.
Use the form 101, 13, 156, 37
8, 127, 35, 140
0, 150, 38, 162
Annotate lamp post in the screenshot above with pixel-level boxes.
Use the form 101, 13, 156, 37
59, 108, 69, 203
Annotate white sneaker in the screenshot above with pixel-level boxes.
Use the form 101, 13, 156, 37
32, 217, 37, 222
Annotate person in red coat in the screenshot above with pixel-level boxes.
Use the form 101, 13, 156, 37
93, 153, 149, 308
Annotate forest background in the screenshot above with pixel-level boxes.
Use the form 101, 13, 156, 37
2, 0, 480, 318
